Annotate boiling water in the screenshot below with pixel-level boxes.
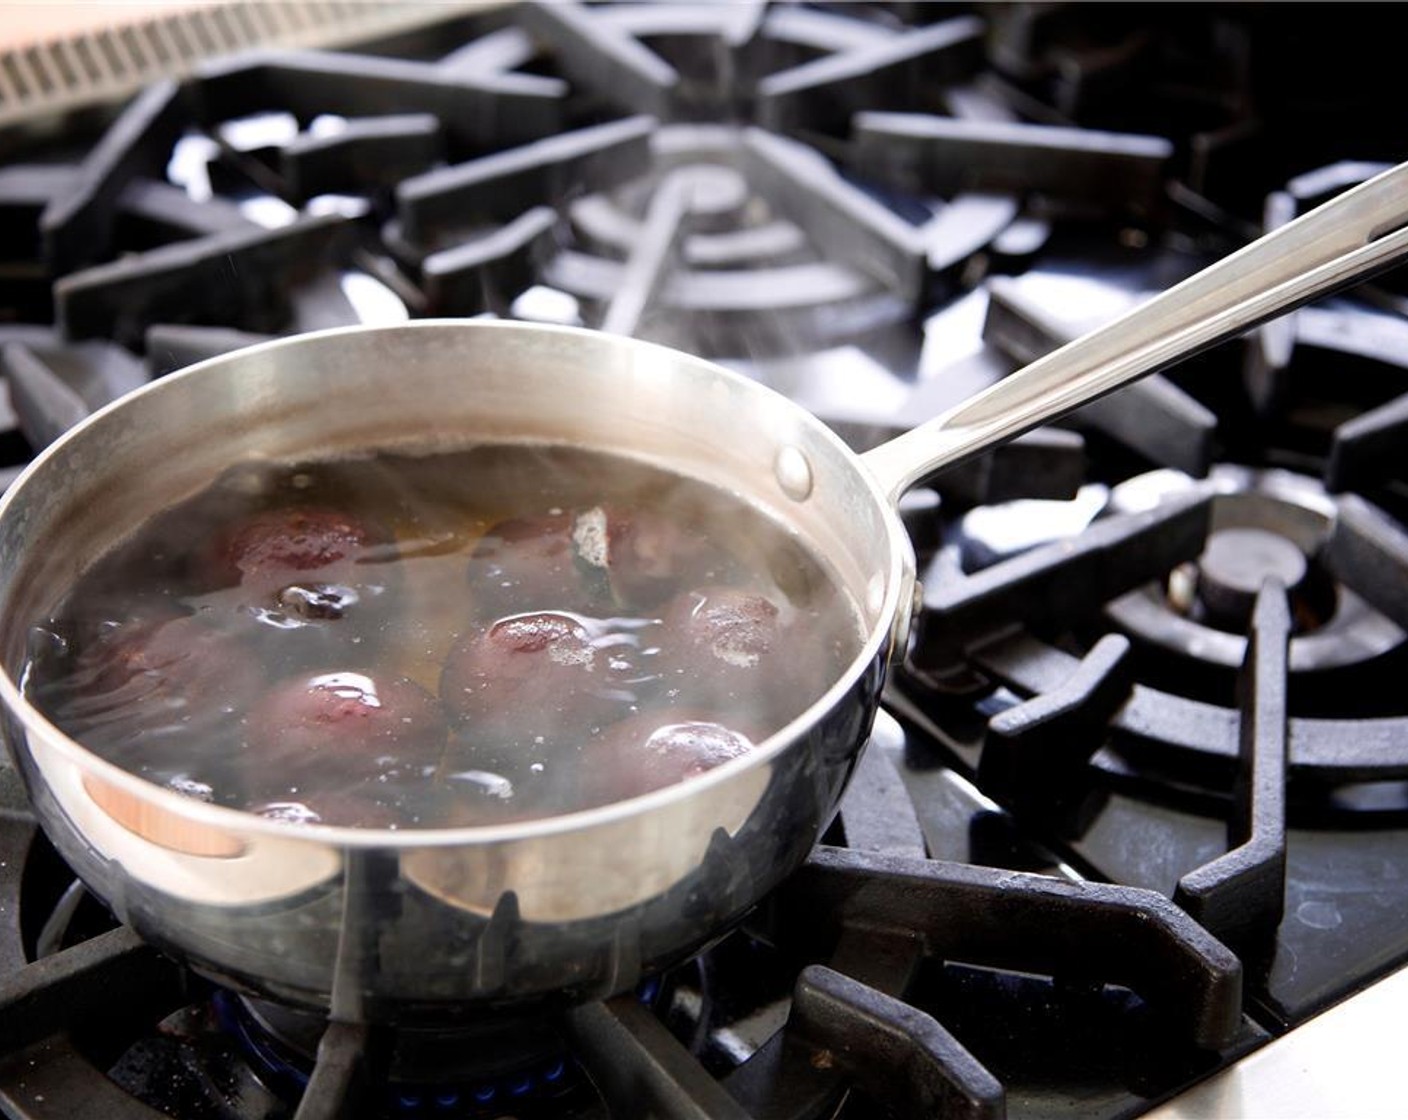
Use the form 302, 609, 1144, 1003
25, 444, 863, 828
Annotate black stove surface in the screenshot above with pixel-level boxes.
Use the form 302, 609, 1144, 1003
3, 3, 1408, 1118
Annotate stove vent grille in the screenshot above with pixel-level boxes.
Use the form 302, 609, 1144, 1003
0, 1, 490, 130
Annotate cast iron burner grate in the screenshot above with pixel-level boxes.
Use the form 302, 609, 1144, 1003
0, 784, 1250, 1120
3, 3, 1408, 1119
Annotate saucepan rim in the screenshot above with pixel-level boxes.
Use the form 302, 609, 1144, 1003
0, 320, 908, 850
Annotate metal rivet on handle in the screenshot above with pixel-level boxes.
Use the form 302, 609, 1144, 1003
774, 445, 814, 501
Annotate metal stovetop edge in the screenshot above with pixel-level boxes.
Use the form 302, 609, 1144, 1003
1147, 964, 1408, 1119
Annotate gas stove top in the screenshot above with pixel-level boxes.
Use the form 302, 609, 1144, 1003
2, 3, 1407, 1118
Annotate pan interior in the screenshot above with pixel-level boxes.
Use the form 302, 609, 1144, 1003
0, 322, 901, 826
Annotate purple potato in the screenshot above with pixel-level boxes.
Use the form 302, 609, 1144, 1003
56, 614, 263, 734
656, 586, 797, 716
439, 611, 641, 747
584, 710, 756, 804
239, 670, 445, 800
574, 505, 723, 609
466, 514, 597, 620
207, 506, 381, 593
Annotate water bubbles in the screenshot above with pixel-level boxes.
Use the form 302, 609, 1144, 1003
166, 775, 215, 802
246, 606, 304, 631
275, 582, 359, 621
257, 801, 322, 825
448, 770, 515, 800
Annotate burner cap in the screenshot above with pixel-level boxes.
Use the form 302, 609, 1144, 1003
672, 163, 749, 221
1196, 527, 1308, 626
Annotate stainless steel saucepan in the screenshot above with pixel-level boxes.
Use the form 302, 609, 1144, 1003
1, 163, 1407, 1022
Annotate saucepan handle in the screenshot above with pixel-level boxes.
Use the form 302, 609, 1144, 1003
860, 160, 1408, 504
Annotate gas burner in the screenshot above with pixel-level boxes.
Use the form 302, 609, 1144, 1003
214, 991, 585, 1117
906, 458, 1408, 753
1101, 467, 1404, 694
895, 489, 1408, 1030
528, 123, 916, 354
